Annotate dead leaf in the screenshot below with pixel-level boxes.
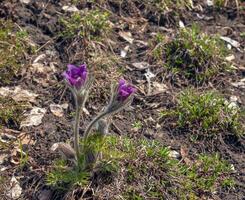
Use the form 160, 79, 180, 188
0, 86, 38, 103
225, 55, 235, 61
6, 176, 22, 199
151, 82, 168, 95
0, 154, 8, 164
135, 40, 148, 47
20, 107, 47, 128
19, 132, 35, 145
120, 45, 130, 58
132, 62, 149, 70
51, 142, 76, 161
179, 20, 185, 28
82, 107, 90, 115
220, 36, 240, 49
231, 78, 245, 88
180, 146, 193, 166
119, 31, 134, 44
33, 54, 46, 63
10, 148, 26, 165
50, 103, 68, 117
62, 5, 79, 12
144, 69, 156, 95
206, 0, 214, 6
20, 0, 30, 4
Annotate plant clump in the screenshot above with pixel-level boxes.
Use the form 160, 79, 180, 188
153, 25, 229, 84
0, 20, 30, 85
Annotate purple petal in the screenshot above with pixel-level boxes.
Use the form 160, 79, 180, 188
117, 79, 136, 101
63, 63, 88, 89
67, 64, 79, 73
119, 79, 126, 87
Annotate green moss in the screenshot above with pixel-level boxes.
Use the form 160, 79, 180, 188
0, 20, 30, 84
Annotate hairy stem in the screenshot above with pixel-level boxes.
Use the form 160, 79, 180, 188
84, 111, 108, 141
74, 98, 82, 162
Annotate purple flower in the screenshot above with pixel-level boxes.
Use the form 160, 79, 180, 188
63, 64, 87, 90
117, 79, 136, 101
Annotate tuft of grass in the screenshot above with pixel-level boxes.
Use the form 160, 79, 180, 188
60, 9, 111, 40
153, 25, 229, 83
0, 20, 30, 84
161, 90, 244, 138
0, 97, 27, 128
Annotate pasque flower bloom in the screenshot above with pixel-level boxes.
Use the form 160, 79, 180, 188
117, 79, 136, 101
63, 64, 87, 90
62, 63, 91, 163
99, 78, 136, 116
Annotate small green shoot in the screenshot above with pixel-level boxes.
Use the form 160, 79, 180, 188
19, 139, 28, 168
222, 178, 235, 188
132, 120, 142, 130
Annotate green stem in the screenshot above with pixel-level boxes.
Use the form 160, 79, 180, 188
74, 98, 82, 161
